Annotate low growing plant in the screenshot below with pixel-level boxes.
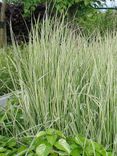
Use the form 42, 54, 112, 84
0, 129, 113, 156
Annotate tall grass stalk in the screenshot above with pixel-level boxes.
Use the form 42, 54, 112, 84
5, 18, 117, 153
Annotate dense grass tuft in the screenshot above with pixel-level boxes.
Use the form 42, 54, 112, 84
1, 18, 117, 154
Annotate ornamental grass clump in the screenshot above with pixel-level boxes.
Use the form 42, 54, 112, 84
4, 18, 117, 154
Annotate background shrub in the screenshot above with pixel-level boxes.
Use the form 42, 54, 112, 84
3, 0, 117, 38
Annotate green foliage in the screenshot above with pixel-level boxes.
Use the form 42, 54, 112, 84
0, 49, 14, 96
63, 1, 117, 35
0, 129, 113, 156
6, 0, 106, 16
6, 0, 116, 35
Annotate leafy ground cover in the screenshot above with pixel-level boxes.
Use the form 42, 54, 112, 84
0, 129, 113, 156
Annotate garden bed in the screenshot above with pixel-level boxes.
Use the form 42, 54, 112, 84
0, 14, 117, 155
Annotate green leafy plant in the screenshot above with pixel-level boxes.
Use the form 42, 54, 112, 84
74, 8, 117, 35
0, 129, 113, 156
5, 0, 117, 35
6, 0, 106, 16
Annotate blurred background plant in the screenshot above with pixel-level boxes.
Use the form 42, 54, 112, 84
2, 0, 116, 38
0, 49, 14, 96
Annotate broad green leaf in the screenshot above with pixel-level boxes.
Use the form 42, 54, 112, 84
46, 135, 58, 145
0, 147, 6, 153
70, 148, 81, 156
74, 135, 87, 147
36, 131, 46, 138
36, 144, 47, 156
70, 143, 79, 150
46, 129, 65, 138
93, 142, 105, 151
36, 143, 52, 156
55, 130, 66, 138
16, 146, 27, 155
70, 143, 83, 152
27, 153, 35, 156
55, 139, 71, 154
46, 129, 56, 135
34, 138, 49, 148
52, 150, 68, 155
85, 145, 96, 155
